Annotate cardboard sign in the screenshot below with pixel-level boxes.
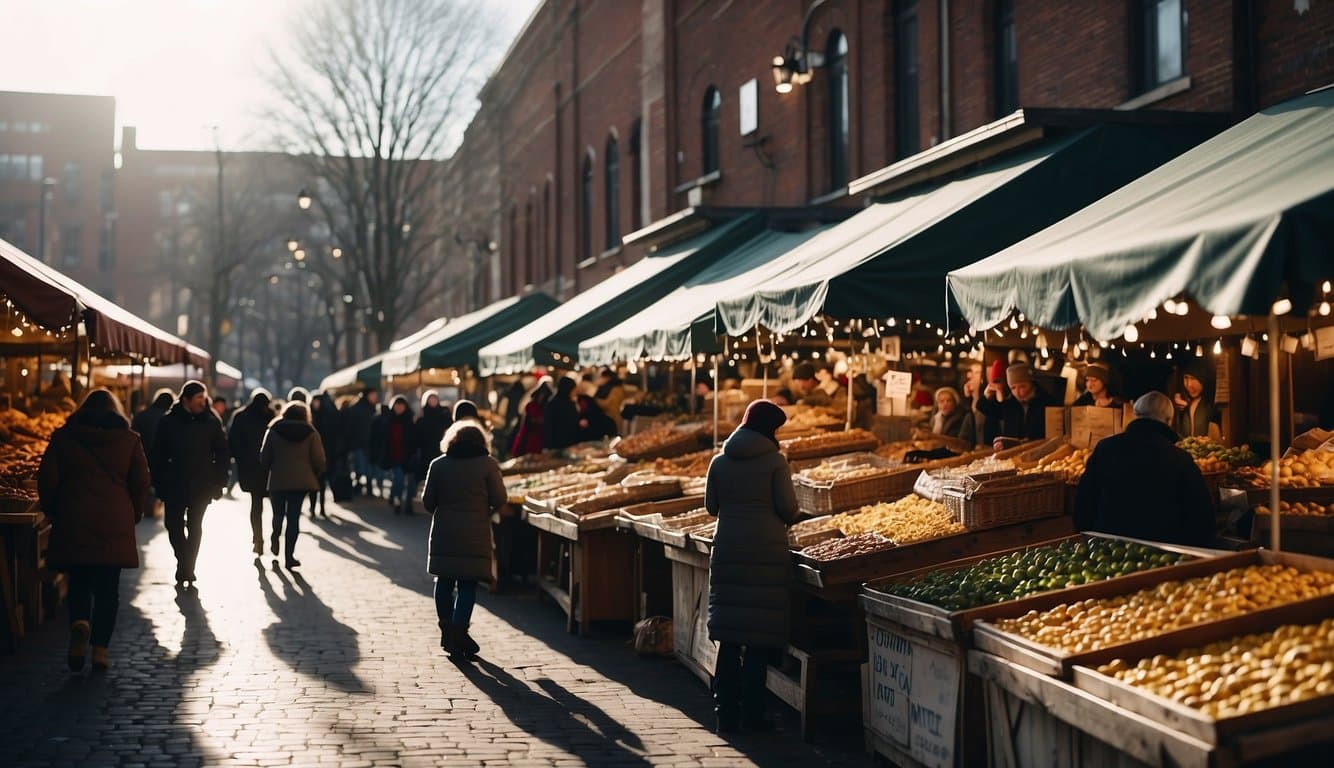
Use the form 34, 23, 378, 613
881, 336, 902, 362
1317, 327, 1334, 362
1070, 405, 1123, 448
866, 622, 960, 768
1045, 407, 1068, 440
1214, 356, 1230, 404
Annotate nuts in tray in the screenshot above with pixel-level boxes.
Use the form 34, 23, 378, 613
1256, 501, 1334, 517
781, 428, 878, 456
659, 510, 711, 530
798, 456, 897, 484
827, 494, 964, 544
1098, 618, 1334, 717
800, 532, 895, 561
1021, 448, 1090, 483
652, 449, 715, 478
995, 564, 1334, 654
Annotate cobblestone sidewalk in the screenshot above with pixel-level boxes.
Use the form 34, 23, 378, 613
0, 495, 872, 767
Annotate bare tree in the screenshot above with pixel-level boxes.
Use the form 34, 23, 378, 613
266, 0, 502, 351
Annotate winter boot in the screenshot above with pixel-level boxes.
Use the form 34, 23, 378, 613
90, 646, 110, 670
438, 620, 457, 652
68, 620, 91, 671
456, 623, 481, 658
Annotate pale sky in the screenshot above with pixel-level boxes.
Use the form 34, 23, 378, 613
0, 0, 540, 151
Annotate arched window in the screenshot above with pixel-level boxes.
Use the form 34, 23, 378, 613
605, 135, 620, 250
629, 119, 643, 230
581, 153, 594, 263
995, 0, 1018, 117
701, 86, 721, 176
827, 30, 850, 190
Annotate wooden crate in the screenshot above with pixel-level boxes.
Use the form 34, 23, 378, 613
1250, 512, 1334, 557
971, 550, 1334, 679
793, 514, 1076, 589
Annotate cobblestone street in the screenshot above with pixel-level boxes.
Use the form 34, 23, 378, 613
0, 495, 871, 767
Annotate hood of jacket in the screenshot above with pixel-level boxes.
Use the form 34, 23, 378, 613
60, 409, 133, 444
722, 426, 779, 460
1125, 416, 1180, 443
271, 419, 316, 442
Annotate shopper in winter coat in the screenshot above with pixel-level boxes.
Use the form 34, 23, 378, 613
976, 363, 1053, 448
130, 387, 175, 519
259, 402, 327, 569
511, 378, 552, 456
542, 377, 581, 451
309, 392, 340, 516
228, 388, 275, 555
38, 389, 151, 671
704, 400, 799, 733
1076, 392, 1215, 547
415, 390, 453, 478
422, 420, 506, 660
344, 388, 379, 495
149, 381, 229, 587
594, 369, 625, 432
375, 396, 419, 515
453, 399, 481, 424
575, 392, 617, 442
931, 387, 977, 446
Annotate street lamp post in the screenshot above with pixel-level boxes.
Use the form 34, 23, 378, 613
35, 177, 56, 263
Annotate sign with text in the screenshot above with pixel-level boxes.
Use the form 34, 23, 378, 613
867, 621, 960, 768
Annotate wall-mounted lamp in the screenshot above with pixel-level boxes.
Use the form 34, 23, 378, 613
296, 188, 312, 210
770, 0, 828, 94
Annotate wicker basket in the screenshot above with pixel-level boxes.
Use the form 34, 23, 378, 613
793, 465, 924, 517
613, 427, 701, 462
942, 471, 1066, 530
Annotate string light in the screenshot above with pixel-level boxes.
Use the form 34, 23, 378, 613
1211, 315, 1232, 329
1213, 339, 1223, 354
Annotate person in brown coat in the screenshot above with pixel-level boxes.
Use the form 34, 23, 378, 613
259, 402, 326, 570
38, 389, 151, 672
421, 420, 506, 660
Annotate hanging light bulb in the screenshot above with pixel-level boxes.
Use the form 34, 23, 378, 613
1149, 349, 1156, 359
1163, 299, 1178, 315
1061, 335, 1069, 353
1210, 315, 1232, 329
1175, 302, 1189, 316
1147, 308, 1158, 320
1195, 345, 1204, 357
1272, 298, 1293, 316
1079, 339, 1090, 351
1122, 325, 1139, 343
1165, 351, 1173, 360
1320, 301, 1331, 317
1323, 280, 1331, 293
1040, 347, 1050, 359
1213, 339, 1222, 355
1009, 317, 1019, 330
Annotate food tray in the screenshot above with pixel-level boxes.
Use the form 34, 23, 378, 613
613, 426, 701, 462
780, 429, 879, 462
792, 514, 1075, 589
858, 534, 1218, 642
971, 549, 1334, 679
563, 480, 682, 518
1071, 635, 1334, 746
943, 471, 1066, 530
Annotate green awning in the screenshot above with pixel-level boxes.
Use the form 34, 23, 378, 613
380, 293, 560, 376
478, 214, 762, 376
715, 122, 1218, 335
948, 88, 1334, 340
578, 227, 830, 366
317, 317, 451, 392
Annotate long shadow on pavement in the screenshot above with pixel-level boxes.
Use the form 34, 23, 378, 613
0, 520, 224, 767
255, 558, 368, 693
456, 657, 652, 766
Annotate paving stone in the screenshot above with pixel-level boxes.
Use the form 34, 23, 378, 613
0, 495, 871, 767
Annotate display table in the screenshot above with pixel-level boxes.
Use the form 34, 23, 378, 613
523, 502, 636, 635
0, 509, 50, 652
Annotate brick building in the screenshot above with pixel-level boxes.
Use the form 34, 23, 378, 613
440, 0, 1334, 316
0, 91, 117, 298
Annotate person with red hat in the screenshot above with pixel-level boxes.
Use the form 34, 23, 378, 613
977, 362, 1054, 449
704, 399, 799, 734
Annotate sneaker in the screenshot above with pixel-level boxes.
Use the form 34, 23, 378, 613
270, 535, 280, 557
90, 646, 110, 670
285, 558, 301, 569
68, 620, 91, 671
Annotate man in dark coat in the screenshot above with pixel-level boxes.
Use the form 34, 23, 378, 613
705, 400, 799, 733
542, 377, 581, 451
130, 387, 175, 520
976, 363, 1054, 448
228, 388, 274, 555
1075, 392, 1215, 547
309, 392, 341, 513
415, 390, 453, 478
344, 388, 379, 495
149, 380, 230, 587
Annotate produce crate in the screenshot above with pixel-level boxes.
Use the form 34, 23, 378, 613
942, 471, 1066, 530
1250, 510, 1334, 557
792, 455, 907, 516
971, 549, 1334, 680
781, 429, 879, 463
613, 427, 700, 462
562, 480, 681, 518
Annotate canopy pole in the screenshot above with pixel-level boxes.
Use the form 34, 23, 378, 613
691, 360, 697, 417
846, 327, 855, 431
1268, 313, 1281, 553
763, 365, 768, 399
713, 353, 721, 449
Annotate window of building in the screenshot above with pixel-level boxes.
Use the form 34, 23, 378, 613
994, 0, 1018, 117
581, 153, 594, 263
894, 0, 920, 159
827, 30, 851, 190
629, 119, 643, 231
508, 205, 519, 294
542, 180, 552, 287
61, 225, 82, 268
524, 200, 534, 287
1140, 0, 1184, 90
99, 170, 114, 212
98, 223, 114, 271
701, 86, 721, 176
27, 155, 42, 181
63, 162, 81, 204
605, 135, 620, 250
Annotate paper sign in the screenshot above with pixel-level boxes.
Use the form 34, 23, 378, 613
883, 370, 912, 398
881, 336, 903, 361
739, 78, 758, 135
866, 623, 960, 768
1316, 327, 1334, 361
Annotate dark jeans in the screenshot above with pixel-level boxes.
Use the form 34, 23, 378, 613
713, 642, 776, 721
247, 492, 266, 549
308, 473, 326, 515
164, 494, 212, 579
270, 490, 306, 560
67, 566, 121, 647
434, 578, 478, 625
